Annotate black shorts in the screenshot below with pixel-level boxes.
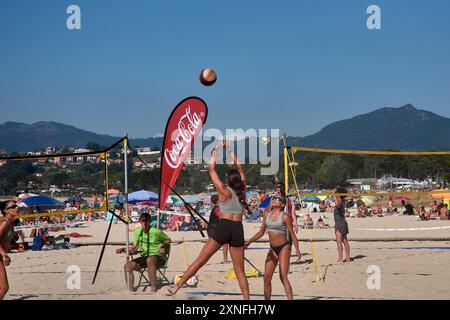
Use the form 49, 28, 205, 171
211, 219, 244, 247
132, 255, 165, 269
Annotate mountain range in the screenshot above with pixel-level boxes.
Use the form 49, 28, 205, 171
1, 104, 449, 153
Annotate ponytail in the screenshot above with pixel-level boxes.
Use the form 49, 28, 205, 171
227, 169, 251, 215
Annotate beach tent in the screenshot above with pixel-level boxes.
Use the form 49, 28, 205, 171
430, 189, 450, 200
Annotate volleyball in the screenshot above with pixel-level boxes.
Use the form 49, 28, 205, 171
199, 68, 217, 86
261, 136, 271, 145
186, 275, 199, 287
173, 274, 183, 285
172, 274, 199, 287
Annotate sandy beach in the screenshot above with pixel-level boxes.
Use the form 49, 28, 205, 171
4, 214, 450, 300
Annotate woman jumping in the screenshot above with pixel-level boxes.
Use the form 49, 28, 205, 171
334, 187, 350, 263
0, 200, 19, 300
168, 142, 250, 299
245, 196, 301, 300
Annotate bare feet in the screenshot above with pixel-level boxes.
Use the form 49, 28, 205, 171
344, 257, 351, 263
167, 286, 179, 295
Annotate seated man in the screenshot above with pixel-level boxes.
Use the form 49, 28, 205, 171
357, 205, 368, 218
177, 215, 195, 231
304, 214, 314, 229
401, 200, 415, 216
418, 206, 429, 221
116, 212, 171, 292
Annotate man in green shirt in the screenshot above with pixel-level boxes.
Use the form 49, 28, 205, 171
116, 212, 171, 292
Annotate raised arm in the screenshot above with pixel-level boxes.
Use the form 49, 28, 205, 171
225, 142, 246, 185
209, 142, 230, 200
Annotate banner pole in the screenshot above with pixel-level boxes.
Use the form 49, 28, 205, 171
123, 135, 131, 290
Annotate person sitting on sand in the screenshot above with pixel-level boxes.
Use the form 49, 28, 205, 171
304, 214, 314, 229
418, 206, 429, 221
116, 212, 171, 292
319, 201, 326, 213
430, 200, 439, 218
316, 217, 330, 229
357, 204, 368, 218
401, 200, 415, 216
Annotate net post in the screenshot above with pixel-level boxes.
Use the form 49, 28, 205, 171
123, 135, 131, 289
283, 133, 289, 197
157, 208, 160, 228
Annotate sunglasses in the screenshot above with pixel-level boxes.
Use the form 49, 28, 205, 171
273, 197, 285, 203
6, 204, 18, 210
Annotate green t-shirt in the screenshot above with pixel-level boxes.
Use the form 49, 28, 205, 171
134, 226, 170, 261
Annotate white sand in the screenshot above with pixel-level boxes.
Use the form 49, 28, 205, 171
4, 215, 450, 300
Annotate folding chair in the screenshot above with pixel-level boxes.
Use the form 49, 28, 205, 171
129, 246, 171, 291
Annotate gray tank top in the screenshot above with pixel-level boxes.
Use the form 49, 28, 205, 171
0, 221, 15, 243
218, 187, 244, 215
266, 211, 288, 234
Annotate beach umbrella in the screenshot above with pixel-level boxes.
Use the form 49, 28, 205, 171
21, 195, 65, 212
128, 190, 158, 203
174, 195, 202, 206
301, 196, 321, 203
393, 196, 411, 201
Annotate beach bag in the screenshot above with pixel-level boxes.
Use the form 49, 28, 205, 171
53, 235, 66, 250
32, 235, 44, 251
225, 268, 261, 280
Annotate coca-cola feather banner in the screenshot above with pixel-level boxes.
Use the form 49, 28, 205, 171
159, 97, 208, 210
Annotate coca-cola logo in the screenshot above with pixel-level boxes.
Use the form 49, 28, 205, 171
164, 105, 203, 169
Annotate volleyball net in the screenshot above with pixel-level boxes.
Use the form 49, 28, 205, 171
284, 145, 450, 199
282, 139, 450, 282
0, 137, 128, 221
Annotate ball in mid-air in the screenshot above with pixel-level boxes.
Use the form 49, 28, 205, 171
261, 136, 271, 145
199, 68, 217, 86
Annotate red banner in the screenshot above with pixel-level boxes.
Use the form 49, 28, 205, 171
159, 97, 208, 210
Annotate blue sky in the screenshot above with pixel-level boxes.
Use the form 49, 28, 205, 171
1, 0, 449, 139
